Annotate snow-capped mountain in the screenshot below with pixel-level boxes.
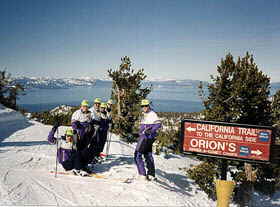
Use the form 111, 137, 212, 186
13, 76, 208, 89
12, 76, 97, 89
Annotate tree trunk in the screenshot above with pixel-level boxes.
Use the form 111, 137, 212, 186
116, 84, 121, 117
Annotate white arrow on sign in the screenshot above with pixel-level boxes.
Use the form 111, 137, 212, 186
251, 150, 263, 156
186, 127, 196, 132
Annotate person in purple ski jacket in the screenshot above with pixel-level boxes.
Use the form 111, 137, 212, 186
48, 126, 90, 176
135, 99, 161, 181
71, 100, 96, 152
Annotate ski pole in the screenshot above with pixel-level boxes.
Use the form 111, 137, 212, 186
55, 127, 59, 178
105, 132, 112, 159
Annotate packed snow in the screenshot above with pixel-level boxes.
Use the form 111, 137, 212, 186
0, 104, 279, 206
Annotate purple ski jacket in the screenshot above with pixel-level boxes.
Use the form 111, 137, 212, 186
139, 110, 161, 139
48, 127, 74, 164
71, 109, 92, 138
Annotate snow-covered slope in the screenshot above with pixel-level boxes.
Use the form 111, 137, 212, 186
0, 105, 279, 206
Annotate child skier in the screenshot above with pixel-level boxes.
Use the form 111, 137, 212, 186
48, 126, 92, 176
134, 99, 161, 181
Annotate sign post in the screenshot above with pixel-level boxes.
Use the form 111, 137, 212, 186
181, 119, 273, 207
181, 119, 273, 163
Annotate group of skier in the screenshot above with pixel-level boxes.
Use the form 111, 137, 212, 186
48, 98, 113, 176
48, 98, 162, 181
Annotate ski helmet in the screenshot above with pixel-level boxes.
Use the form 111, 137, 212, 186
81, 100, 89, 107
94, 98, 102, 104
65, 128, 74, 137
107, 99, 113, 105
141, 99, 150, 106
100, 102, 107, 108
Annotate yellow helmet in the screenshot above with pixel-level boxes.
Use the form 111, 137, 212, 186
107, 99, 113, 105
65, 128, 74, 137
100, 102, 107, 108
141, 99, 150, 106
81, 100, 89, 107
94, 98, 102, 104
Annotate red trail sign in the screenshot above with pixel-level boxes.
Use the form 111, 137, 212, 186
181, 120, 273, 162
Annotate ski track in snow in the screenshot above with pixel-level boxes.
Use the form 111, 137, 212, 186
0, 104, 279, 206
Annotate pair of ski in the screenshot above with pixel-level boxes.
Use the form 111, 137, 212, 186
50, 170, 134, 183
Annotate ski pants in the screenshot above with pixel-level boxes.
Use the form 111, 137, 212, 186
74, 127, 95, 152
62, 144, 96, 171
63, 129, 96, 171
134, 137, 155, 176
93, 129, 108, 157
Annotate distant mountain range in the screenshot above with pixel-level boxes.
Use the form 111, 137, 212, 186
12, 76, 280, 90
12, 76, 98, 89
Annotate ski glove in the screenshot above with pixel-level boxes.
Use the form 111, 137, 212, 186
72, 121, 82, 130
53, 120, 61, 129
144, 127, 152, 136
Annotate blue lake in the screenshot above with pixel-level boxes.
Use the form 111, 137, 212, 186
18, 81, 204, 112
17, 81, 280, 113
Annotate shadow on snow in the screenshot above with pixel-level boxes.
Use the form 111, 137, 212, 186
0, 120, 34, 143
94, 154, 195, 196
0, 140, 49, 148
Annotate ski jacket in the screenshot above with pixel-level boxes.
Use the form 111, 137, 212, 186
48, 127, 74, 164
71, 109, 92, 123
106, 107, 112, 119
71, 109, 92, 138
99, 111, 111, 131
139, 110, 161, 139
89, 107, 100, 121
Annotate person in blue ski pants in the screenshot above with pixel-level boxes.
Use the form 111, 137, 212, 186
134, 99, 161, 181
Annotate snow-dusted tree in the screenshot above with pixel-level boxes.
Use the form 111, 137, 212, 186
0, 70, 24, 109
108, 56, 151, 142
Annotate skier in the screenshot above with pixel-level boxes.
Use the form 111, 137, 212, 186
106, 99, 114, 128
90, 102, 111, 162
106, 99, 113, 114
71, 99, 100, 172
104, 99, 114, 158
71, 100, 95, 152
48, 126, 92, 176
90, 98, 102, 118
134, 99, 161, 181
98, 102, 111, 155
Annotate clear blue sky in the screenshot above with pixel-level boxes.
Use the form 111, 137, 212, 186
0, 0, 279, 81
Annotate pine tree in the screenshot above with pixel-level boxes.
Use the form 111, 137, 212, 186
271, 90, 280, 144
0, 70, 10, 105
200, 52, 271, 125
272, 90, 280, 124
0, 69, 24, 109
108, 56, 151, 142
